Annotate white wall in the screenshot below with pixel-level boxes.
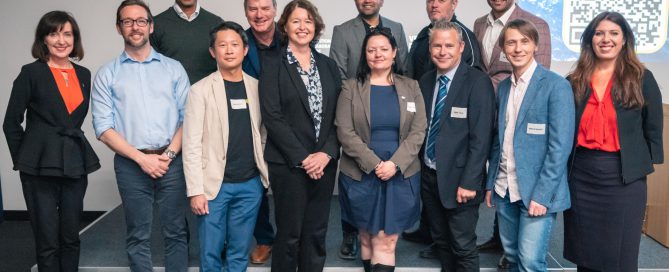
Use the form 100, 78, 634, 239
0, 0, 666, 211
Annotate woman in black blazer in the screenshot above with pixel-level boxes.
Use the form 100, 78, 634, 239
259, 1, 341, 271
564, 12, 663, 272
3, 11, 100, 272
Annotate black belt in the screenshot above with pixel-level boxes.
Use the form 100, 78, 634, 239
139, 146, 167, 155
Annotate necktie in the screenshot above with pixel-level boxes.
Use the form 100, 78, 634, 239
426, 75, 450, 162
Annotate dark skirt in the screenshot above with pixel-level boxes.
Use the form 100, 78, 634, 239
563, 147, 646, 272
338, 172, 421, 235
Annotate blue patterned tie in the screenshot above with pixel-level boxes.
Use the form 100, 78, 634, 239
426, 75, 449, 162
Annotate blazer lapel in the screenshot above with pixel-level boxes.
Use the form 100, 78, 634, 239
243, 73, 261, 133
283, 56, 312, 116
358, 78, 372, 126
315, 53, 332, 116
422, 70, 438, 125
514, 66, 545, 131
41, 63, 73, 125
438, 64, 469, 128
351, 18, 366, 52
395, 77, 409, 132
211, 72, 230, 150
497, 81, 511, 145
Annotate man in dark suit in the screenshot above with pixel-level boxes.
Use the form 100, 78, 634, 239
242, 0, 281, 264
404, 1, 484, 257
418, 20, 495, 271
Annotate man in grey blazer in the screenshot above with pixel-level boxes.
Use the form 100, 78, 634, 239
330, 0, 409, 80
329, 0, 410, 260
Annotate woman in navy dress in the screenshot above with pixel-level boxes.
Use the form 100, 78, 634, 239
336, 28, 427, 272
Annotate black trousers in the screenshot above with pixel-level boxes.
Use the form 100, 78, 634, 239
269, 162, 336, 272
421, 167, 479, 272
20, 172, 88, 272
254, 188, 276, 245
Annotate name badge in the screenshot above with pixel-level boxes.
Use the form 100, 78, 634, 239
451, 107, 467, 118
499, 54, 510, 63
407, 102, 416, 112
527, 123, 546, 135
230, 99, 248, 110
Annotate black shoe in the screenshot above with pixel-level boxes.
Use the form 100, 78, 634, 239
419, 244, 437, 259
401, 229, 432, 244
371, 263, 395, 272
338, 232, 359, 260
497, 255, 514, 271
477, 237, 503, 252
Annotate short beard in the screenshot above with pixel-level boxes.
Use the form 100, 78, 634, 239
359, 10, 380, 21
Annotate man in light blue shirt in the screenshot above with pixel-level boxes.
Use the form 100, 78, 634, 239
91, 1, 190, 271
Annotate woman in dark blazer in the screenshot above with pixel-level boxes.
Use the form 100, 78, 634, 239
335, 29, 426, 272
3, 11, 100, 272
564, 11, 663, 272
258, 1, 341, 271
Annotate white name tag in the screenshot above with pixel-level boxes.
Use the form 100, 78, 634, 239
230, 99, 248, 110
451, 107, 467, 118
407, 102, 416, 112
499, 54, 510, 63
527, 123, 546, 135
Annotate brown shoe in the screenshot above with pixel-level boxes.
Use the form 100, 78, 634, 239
250, 245, 272, 264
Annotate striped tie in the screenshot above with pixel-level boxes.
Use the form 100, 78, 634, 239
426, 75, 450, 162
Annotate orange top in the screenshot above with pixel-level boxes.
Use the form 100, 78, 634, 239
49, 67, 83, 114
577, 77, 621, 151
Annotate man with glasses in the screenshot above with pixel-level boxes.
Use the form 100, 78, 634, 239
91, 1, 190, 271
151, 0, 223, 84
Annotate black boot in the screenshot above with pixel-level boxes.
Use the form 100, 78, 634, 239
371, 263, 395, 272
362, 259, 371, 272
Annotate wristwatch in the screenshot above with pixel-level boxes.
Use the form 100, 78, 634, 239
163, 148, 177, 160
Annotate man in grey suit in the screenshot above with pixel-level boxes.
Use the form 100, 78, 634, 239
330, 0, 409, 80
329, 0, 410, 260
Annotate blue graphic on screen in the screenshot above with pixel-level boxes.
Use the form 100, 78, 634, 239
520, 0, 669, 62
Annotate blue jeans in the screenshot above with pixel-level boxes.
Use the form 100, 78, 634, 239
199, 176, 263, 272
114, 154, 188, 272
495, 192, 556, 272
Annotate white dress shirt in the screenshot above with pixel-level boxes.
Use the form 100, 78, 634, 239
494, 60, 537, 202
482, 4, 516, 66
173, 3, 201, 22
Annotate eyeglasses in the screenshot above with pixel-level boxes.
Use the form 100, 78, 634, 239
118, 18, 151, 27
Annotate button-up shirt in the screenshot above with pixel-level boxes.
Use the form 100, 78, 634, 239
92, 49, 190, 150
482, 4, 515, 66
424, 63, 459, 170
495, 59, 537, 202
286, 46, 323, 139
173, 3, 201, 22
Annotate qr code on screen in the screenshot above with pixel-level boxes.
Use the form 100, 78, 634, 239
562, 0, 669, 54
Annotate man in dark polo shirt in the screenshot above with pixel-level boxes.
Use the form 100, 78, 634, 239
242, 0, 282, 265
151, 0, 223, 84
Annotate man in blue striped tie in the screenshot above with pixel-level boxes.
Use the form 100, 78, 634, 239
417, 19, 496, 271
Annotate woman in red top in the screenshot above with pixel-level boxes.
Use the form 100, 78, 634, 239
564, 11, 663, 272
3, 11, 100, 271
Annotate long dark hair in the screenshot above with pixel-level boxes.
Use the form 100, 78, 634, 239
568, 11, 645, 108
355, 27, 398, 84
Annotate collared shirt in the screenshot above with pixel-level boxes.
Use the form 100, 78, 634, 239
361, 16, 384, 34
286, 46, 323, 139
495, 59, 538, 202
424, 63, 459, 169
173, 3, 201, 22
91, 49, 190, 150
482, 4, 515, 66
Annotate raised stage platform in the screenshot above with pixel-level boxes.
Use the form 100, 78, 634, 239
34, 198, 669, 271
